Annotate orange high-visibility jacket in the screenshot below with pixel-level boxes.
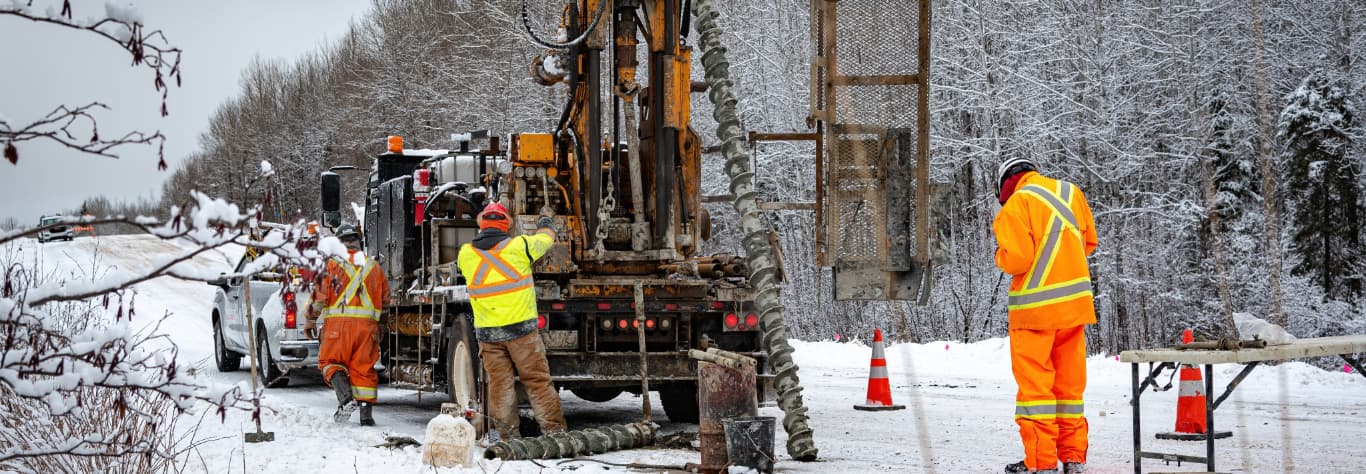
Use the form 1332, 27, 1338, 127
315, 251, 390, 321
993, 172, 1098, 330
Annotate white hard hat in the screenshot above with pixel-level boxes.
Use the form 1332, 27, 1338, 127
995, 158, 1038, 199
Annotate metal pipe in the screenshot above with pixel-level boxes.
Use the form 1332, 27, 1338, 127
483, 422, 657, 460
635, 283, 652, 422
688, 349, 753, 369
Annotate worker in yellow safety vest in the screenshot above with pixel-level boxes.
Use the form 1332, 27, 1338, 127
457, 202, 566, 440
994, 158, 1098, 474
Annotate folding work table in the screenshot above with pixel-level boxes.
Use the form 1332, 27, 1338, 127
1118, 335, 1366, 473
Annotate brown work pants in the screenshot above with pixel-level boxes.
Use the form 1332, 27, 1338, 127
479, 331, 566, 439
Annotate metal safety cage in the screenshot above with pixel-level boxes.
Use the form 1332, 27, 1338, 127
810, 0, 933, 302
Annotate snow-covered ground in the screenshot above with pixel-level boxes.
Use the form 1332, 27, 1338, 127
19, 235, 1366, 473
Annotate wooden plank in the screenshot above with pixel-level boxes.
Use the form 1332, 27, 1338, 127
1119, 334, 1366, 365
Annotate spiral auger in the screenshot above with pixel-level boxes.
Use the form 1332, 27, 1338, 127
692, 0, 817, 462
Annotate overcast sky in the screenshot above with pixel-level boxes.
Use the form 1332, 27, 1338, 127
0, 0, 373, 224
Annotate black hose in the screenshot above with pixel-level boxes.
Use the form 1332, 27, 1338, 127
521, 0, 609, 50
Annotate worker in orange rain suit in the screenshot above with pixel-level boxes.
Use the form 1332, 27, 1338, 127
457, 202, 566, 440
304, 223, 389, 426
993, 158, 1098, 474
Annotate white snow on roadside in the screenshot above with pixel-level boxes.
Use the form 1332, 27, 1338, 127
13, 234, 1366, 473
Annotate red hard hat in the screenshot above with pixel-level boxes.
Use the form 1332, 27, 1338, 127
478, 202, 509, 220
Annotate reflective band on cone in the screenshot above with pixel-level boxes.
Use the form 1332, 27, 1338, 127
854, 329, 905, 411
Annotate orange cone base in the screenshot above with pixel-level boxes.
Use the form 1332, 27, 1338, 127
854, 403, 905, 411
1156, 430, 1232, 441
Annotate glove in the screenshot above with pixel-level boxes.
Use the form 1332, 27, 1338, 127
536, 216, 555, 230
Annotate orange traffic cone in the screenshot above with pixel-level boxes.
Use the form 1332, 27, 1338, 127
1157, 329, 1231, 441
854, 329, 904, 411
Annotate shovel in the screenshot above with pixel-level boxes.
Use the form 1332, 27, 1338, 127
242, 273, 275, 443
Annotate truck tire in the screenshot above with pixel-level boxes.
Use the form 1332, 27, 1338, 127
660, 384, 700, 423
570, 388, 623, 403
255, 327, 289, 388
213, 314, 241, 372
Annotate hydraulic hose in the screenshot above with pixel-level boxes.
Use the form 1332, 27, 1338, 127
692, 0, 817, 461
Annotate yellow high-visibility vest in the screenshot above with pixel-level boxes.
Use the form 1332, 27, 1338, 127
457, 233, 553, 329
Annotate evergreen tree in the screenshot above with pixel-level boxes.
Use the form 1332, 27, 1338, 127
1277, 71, 1361, 300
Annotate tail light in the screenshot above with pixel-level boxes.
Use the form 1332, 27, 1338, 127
283, 292, 297, 329
600, 319, 613, 331
597, 302, 612, 311
744, 313, 759, 329
617, 319, 629, 330
660, 318, 672, 330
537, 314, 548, 329
724, 313, 739, 329
645, 318, 656, 330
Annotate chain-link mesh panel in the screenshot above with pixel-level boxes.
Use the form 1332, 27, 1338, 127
815, 0, 929, 300
832, 1, 920, 77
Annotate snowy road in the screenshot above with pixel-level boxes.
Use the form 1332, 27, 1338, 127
25, 235, 1366, 473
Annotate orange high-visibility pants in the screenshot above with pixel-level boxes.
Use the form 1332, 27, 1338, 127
1010, 325, 1088, 471
319, 318, 380, 404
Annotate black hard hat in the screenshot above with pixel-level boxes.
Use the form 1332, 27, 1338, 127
336, 223, 360, 241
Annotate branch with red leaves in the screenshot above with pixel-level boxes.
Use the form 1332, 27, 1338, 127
1, 0, 183, 169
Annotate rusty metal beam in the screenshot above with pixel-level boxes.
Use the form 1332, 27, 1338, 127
831, 74, 920, 86
758, 201, 817, 211
747, 131, 821, 143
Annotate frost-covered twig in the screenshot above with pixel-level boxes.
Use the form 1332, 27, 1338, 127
1, 0, 182, 169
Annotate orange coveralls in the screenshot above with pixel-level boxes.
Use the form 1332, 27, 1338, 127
315, 251, 389, 404
993, 171, 1098, 471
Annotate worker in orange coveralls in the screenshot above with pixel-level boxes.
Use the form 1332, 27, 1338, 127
304, 223, 389, 426
457, 201, 566, 441
993, 158, 1098, 474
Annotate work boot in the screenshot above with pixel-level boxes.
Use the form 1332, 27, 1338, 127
334, 400, 358, 423
359, 402, 375, 426
330, 372, 353, 406
330, 372, 356, 423
1005, 461, 1058, 473
1063, 462, 1085, 474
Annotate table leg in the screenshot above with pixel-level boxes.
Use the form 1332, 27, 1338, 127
1133, 362, 1142, 474
1343, 355, 1366, 380
1205, 363, 1215, 472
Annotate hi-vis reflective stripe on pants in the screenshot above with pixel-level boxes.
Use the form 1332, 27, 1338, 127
1013, 400, 1084, 420
1008, 182, 1092, 311
321, 260, 381, 321
468, 240, 534, 298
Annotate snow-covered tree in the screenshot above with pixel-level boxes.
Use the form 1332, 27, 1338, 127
1278, 71, 1361, 300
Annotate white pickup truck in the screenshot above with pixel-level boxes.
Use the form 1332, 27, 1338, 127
209, 243, 317, 388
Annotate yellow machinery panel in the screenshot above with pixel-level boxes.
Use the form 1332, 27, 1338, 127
513, 133, 555, 164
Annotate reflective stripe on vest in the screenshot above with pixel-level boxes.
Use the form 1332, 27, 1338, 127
321, 258, 382, 320
1009, 182, 1092, 311
468, 240, 533, 298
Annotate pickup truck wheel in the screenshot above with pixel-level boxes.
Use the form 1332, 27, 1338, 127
255, 328, 289, 388
213, 315, 241, 372
660, 384, 700, 423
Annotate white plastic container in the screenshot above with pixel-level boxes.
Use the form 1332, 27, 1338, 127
422, 403, 476, 468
